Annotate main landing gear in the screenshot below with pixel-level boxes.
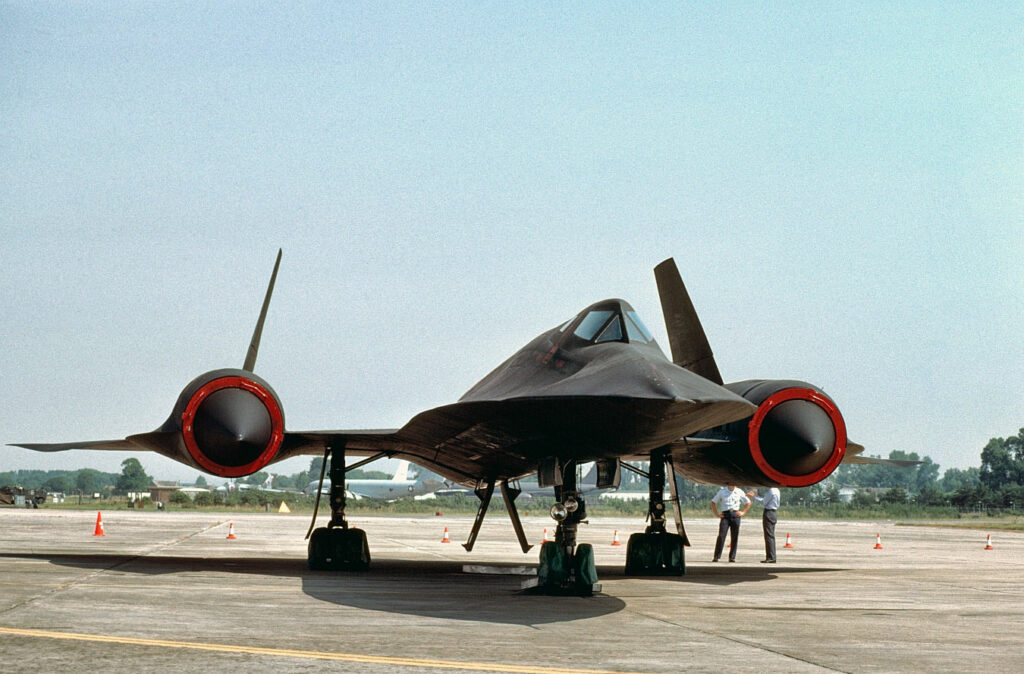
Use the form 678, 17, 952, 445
624, 448, 687, 576
535, 460, 600, 596
307, 447, 371, 571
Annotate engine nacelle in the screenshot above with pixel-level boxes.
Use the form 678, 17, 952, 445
676, 379, 847, 487
160, 368, 286, 477
731, 379, 846, 487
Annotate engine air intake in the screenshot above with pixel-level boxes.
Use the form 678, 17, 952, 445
747, 387, 846, 487
181, 375, 284, 477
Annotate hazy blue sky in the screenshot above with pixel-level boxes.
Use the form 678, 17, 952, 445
2, 3, 1021, 484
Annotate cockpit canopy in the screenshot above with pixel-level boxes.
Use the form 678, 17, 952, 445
559, 300, 656, 345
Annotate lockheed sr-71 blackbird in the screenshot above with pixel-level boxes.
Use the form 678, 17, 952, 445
12, 252, 888, 595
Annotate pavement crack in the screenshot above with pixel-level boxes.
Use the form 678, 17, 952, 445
387, 537, 453, 560
624, 608, 850, 673
0, 519, 228, 618
845, 571, 1023, 598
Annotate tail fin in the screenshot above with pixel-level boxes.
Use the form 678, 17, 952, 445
243, 249, 283, 373
391, 460, 410, 482
654, 258, 723, 384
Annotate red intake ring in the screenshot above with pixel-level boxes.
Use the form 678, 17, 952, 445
181, 376, 284, 477
747, 387, 847, 487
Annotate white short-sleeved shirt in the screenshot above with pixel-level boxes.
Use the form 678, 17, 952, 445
711, 487, 750, 513
754, 487, 781, 510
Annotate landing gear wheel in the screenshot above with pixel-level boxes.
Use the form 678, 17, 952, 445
535, 541, 599, 596
308, 527, 371, 571
625, 532, 685, 576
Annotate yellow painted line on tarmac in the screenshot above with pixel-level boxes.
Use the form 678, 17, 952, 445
0, 627, 638, 674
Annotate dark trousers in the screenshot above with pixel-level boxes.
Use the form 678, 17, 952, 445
763, 509, 777, 561
713, 511, 741, 561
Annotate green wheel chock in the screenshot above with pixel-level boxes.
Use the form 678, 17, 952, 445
538, 540, 569, 587
574, 543, 599, 587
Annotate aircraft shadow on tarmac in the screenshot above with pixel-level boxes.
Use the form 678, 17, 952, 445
5, 553, 843, 625
3, 552, 620, 624
657, 564, 845, 586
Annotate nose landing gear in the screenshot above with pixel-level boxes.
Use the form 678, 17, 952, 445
534, 460, 600, 596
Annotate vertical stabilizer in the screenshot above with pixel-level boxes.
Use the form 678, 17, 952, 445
653, 258, 723, 384
243, 249, 283, 373
391, 460, 410, 482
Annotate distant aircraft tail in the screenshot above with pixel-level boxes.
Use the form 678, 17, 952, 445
391, 460, 410, 482
654, 258, 723, 384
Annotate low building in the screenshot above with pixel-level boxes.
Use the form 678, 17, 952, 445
148, 481, 181, 503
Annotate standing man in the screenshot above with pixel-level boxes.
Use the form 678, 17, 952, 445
747, 487, 781, 563
710, 485, 751, 562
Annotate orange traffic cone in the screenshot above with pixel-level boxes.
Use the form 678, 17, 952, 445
542, 528, 550, 542
873, 533, 883, 549
611, 530, 621, 546
784, 532, 794, 549
440, 527, 451, 543
985, 534, 994, 550
93, 511, 105, 537
226, 522, 237, 540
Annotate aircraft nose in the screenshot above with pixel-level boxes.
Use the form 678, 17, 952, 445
757, 399, 837, 475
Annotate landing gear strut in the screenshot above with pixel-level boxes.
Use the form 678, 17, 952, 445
536, 460, 599, 596
462, 478, 534, 554
625, 448, 686, 575
307, 446, 371, 571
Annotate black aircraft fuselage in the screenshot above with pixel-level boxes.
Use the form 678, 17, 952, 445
389, 298, 755, 482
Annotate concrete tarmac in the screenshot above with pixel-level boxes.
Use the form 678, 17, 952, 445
1, 509, 1021, 672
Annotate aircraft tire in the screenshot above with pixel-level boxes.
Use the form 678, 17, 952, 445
625, 532, 684, 576
307, 527, 332, 570
340, 527, 371, 571
307, 527, 371, 571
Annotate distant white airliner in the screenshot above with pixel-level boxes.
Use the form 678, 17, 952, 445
305, 461, 444, 500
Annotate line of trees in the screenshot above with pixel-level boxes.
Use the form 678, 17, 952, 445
0, 468, 120, 495
1, 458, 152, 497
958, 428, 1024, 510
1, 457, 396, 500
637, 428, 1024, 513
7, 429, 1021, 513
778, 428, 1023, 512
